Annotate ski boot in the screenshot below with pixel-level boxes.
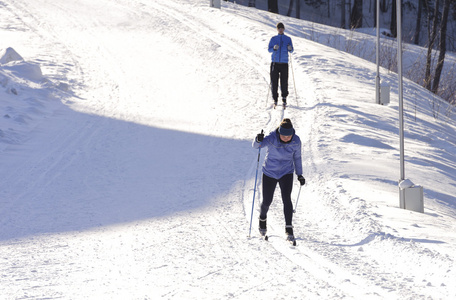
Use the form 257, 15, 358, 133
285, 225, 296, 246
259, 218, 267, 240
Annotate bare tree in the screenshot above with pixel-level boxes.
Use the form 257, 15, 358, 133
350, 0, 363, 28
327, 0, 331, 18
380, 0, 388, 12
432, 0, 451, 94
287, 0, 294, 16
391, 0, 397, 38
425, 0, 440, 90
341, 0, 346, 29
414, 0, 424, 45
268, 0, 279, 13
296, 0, 301, 19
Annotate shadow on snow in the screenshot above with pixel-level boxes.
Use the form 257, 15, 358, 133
0, 104, 252, 241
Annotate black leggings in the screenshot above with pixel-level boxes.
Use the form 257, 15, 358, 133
270, 62, 289, 101
260, 173, 293, 226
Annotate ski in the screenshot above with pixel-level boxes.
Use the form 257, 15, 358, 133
287, 236, 296, 246
259, 230, 268, 241
272, 103, 287, 109
273, 103, 287, 110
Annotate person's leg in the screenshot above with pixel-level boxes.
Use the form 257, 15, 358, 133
278, 173, 294, 227
260, 174, 278, 220
279, 63, 289, 103
270, 63, 279, 102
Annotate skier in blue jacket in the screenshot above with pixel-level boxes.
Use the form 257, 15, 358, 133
268, 22, 294, 107
252, 118, 305, 242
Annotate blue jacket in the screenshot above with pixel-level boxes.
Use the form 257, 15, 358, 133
253, 130, 303, 180
268, 34, 294, 63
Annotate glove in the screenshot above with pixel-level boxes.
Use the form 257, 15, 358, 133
287, 45, 293, 51
297, 175, 305, 186
273, 44, 279, 51
256, 131, 264, 142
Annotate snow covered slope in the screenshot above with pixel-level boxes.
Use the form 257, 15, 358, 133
1, 0, 455, 299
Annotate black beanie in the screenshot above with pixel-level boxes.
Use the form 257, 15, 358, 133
278, 118, 294, 136
277, 22, 285, 29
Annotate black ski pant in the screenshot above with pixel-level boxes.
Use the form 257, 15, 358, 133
270, 62, 289, 102
260, 173, 294, 226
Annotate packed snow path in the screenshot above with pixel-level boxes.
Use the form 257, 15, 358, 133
1, 0, 455, 299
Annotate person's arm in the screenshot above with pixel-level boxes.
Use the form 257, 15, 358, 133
268, 37, 276, 53
287, 37, 294, 53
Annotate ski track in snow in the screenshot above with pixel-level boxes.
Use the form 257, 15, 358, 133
1, 0, 455, 299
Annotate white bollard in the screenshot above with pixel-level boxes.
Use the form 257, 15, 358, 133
399, 179, 424, 213
380, 85, 390, 105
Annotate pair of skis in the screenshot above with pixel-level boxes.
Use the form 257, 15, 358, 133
273, 102, 287, 110
260, 232, 296, 246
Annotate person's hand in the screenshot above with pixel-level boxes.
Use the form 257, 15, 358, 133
273, 44, 279, 51
256, 131, 264, 142
287, 45, 292, 51
297, 175, 305, 186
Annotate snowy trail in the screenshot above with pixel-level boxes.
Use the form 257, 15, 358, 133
1, 0, 455, 299
1, 0, 329, 298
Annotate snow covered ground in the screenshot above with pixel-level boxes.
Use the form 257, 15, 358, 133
1, 0, 455, 299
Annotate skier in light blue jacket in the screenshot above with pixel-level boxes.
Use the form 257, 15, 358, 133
268, 22, 294, 107
252, 118, 305, 241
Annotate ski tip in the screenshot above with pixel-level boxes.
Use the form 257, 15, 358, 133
265, 235, 269, 241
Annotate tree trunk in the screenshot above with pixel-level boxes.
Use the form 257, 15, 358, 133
414, 0, 423, 45
287, 0, 294, 16
296, 0, 300, 19
327, 0, 331, 18
391, 0, 397, 38
432, 0, 450, 94
425, 0, 440, 90
268, 0, 279, 13
380, 0, 387, 12
350, 0, 363, 29
341, 0, 346, 29
374, 0, 377, 28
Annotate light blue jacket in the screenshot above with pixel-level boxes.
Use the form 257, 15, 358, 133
252, 130, 303, 180
268, 34, 294, 63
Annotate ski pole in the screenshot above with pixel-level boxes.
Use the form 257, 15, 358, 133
266, 50, 277, 107
289, 53, 298, 104
249, 130, 263, 237
293, 185, 302, 213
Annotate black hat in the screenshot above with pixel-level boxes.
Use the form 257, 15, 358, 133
278, 118, 294, 136
277, 22, 285, 29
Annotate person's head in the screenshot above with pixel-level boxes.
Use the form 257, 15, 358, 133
278, 118, 294, 143
276, 22, 285, 34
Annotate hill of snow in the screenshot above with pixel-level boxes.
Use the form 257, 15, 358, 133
1, 0, 455, 299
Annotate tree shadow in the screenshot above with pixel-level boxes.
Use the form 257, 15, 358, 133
333, 232, 446, 247
0, 105, 252, 241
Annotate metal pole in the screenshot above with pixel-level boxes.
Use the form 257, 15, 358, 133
375, 0, 381, 104
289, 54, 298, 104
397, 0, 405, 181
249, 133, 263, 237
293, 185, 302, 213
